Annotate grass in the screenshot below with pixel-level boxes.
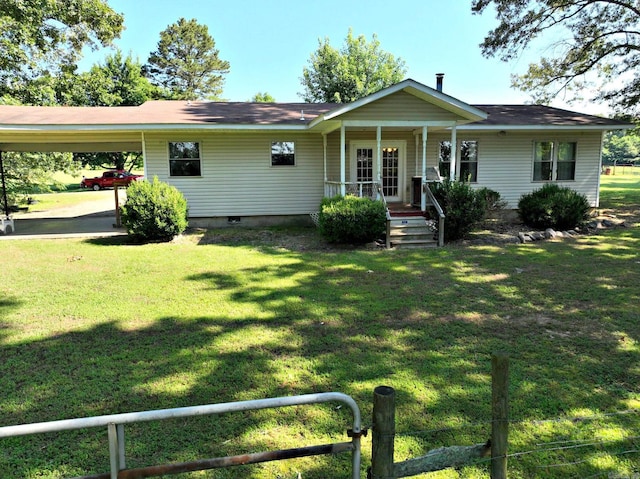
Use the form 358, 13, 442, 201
0, 174, 639, 478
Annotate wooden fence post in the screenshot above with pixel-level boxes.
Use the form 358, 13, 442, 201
370, 385, 395, 479
491, 353, 509, 479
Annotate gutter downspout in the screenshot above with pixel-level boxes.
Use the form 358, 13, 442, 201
376, 126, 382, 198
421, 126, 427, 211
340, 124, 346, 196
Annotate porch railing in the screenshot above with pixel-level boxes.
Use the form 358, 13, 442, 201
324, 181, 378, 199
424, 183, 445, 247
323, 180, 445, 247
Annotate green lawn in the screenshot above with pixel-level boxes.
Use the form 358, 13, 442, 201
1, 175, 639, 478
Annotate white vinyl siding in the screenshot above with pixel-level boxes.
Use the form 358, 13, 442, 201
430, 131, 603, 208
339, 91, 466, 122
144, 132, 324, 217
143, 129, 604, 217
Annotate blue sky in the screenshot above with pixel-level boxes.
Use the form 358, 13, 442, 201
80, 0, 606, 114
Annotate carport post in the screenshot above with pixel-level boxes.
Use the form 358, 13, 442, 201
114, 184, 121, 228
0, 151, 10, 217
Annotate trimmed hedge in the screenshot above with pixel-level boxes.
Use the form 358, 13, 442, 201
518, 183, 590, 230
120, 177, 188, 242
318, 195, 386, 244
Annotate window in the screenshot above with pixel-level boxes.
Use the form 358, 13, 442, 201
556, 142, 577, 180
271, 141, 295, 166
438, 141, 451, 178
356, 148, 374, 182
533, 141, 576, 181
460, 140, 478, 182
169, 141, 201, 177
439, 140, 478, 181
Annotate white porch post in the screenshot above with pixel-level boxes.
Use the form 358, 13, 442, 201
340, 124, 346, 196
421, 126, 427, 211
450, 123, 457, 180
376, 126, 382, 184
322, 133, 327, 196
414, 133, 419, 177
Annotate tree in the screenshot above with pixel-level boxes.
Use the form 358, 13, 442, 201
63, 52, 158, 170
0, 0, 124, 102
472, 1, 640, 112
300, 29, 406, 103
0, 151, 77, 207
602, 116, 640, 164
61, 51, 160, 107
251, 92, 276, 102
0, 0, 124, 202
144, 18, 230, 100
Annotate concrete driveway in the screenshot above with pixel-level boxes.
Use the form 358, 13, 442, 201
0, 190, 127, 240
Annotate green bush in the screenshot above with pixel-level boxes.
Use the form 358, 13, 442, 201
318, 195, 386, 244
120, 177, 188, 242
518, 183, 590, 230
475, 186, 507, 212
429, 179, 489, 241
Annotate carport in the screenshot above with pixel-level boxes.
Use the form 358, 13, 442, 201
0, 104, 145, 235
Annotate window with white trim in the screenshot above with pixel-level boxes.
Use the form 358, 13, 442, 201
438, 140, 451, 178
271, 141, 295, 166
438, 140, 478, 181
460, 140, 478, 182
533, 141, 576, 181
169, 141, 201, 177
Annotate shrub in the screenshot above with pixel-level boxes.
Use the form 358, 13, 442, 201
518, 184, 590, 230
429, 179, 488, 241
475, 187, 507, 212
120, 177, 188, 242
318, 195, 386, 244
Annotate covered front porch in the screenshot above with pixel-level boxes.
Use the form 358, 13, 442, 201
317, 122, 460, 247
321, 122, 458, 203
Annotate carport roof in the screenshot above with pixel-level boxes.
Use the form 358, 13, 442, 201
0, 101, 337, 127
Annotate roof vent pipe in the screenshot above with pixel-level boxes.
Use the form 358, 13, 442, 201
436, 73, 444, 92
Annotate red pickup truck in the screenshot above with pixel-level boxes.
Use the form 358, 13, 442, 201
80, 170, 144, 190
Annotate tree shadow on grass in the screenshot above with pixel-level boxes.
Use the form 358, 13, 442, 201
1, 231, 639, 477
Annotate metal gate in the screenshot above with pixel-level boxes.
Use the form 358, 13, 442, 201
0, 392, 363, 479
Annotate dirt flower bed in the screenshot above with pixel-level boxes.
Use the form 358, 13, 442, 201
190, 206, 639, 251
460, 206, 639, 246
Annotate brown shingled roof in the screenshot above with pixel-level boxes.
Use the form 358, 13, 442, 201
0, 101, 337, 126
471, 104, 628, 127
0, 100, 628, 129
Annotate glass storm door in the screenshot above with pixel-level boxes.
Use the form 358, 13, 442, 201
382, 147, 400, 201
351, 141, 404, 202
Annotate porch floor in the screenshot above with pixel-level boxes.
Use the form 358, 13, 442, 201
387, 202, 429, 218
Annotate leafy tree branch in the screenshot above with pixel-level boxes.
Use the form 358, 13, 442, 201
472, 0, 640, 111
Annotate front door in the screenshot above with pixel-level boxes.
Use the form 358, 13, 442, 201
351, 141, 405, 202
381, 146, 400, 201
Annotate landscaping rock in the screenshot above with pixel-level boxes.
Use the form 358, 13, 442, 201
459, 210, 632, 247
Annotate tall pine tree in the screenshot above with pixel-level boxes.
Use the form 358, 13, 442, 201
144, 18, 230, 100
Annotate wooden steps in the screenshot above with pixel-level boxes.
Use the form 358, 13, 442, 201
387, 215, 438, 249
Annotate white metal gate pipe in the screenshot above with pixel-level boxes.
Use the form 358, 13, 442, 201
0, 392, 362, 479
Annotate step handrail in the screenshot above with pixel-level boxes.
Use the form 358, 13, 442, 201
424, 183, 445, 246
